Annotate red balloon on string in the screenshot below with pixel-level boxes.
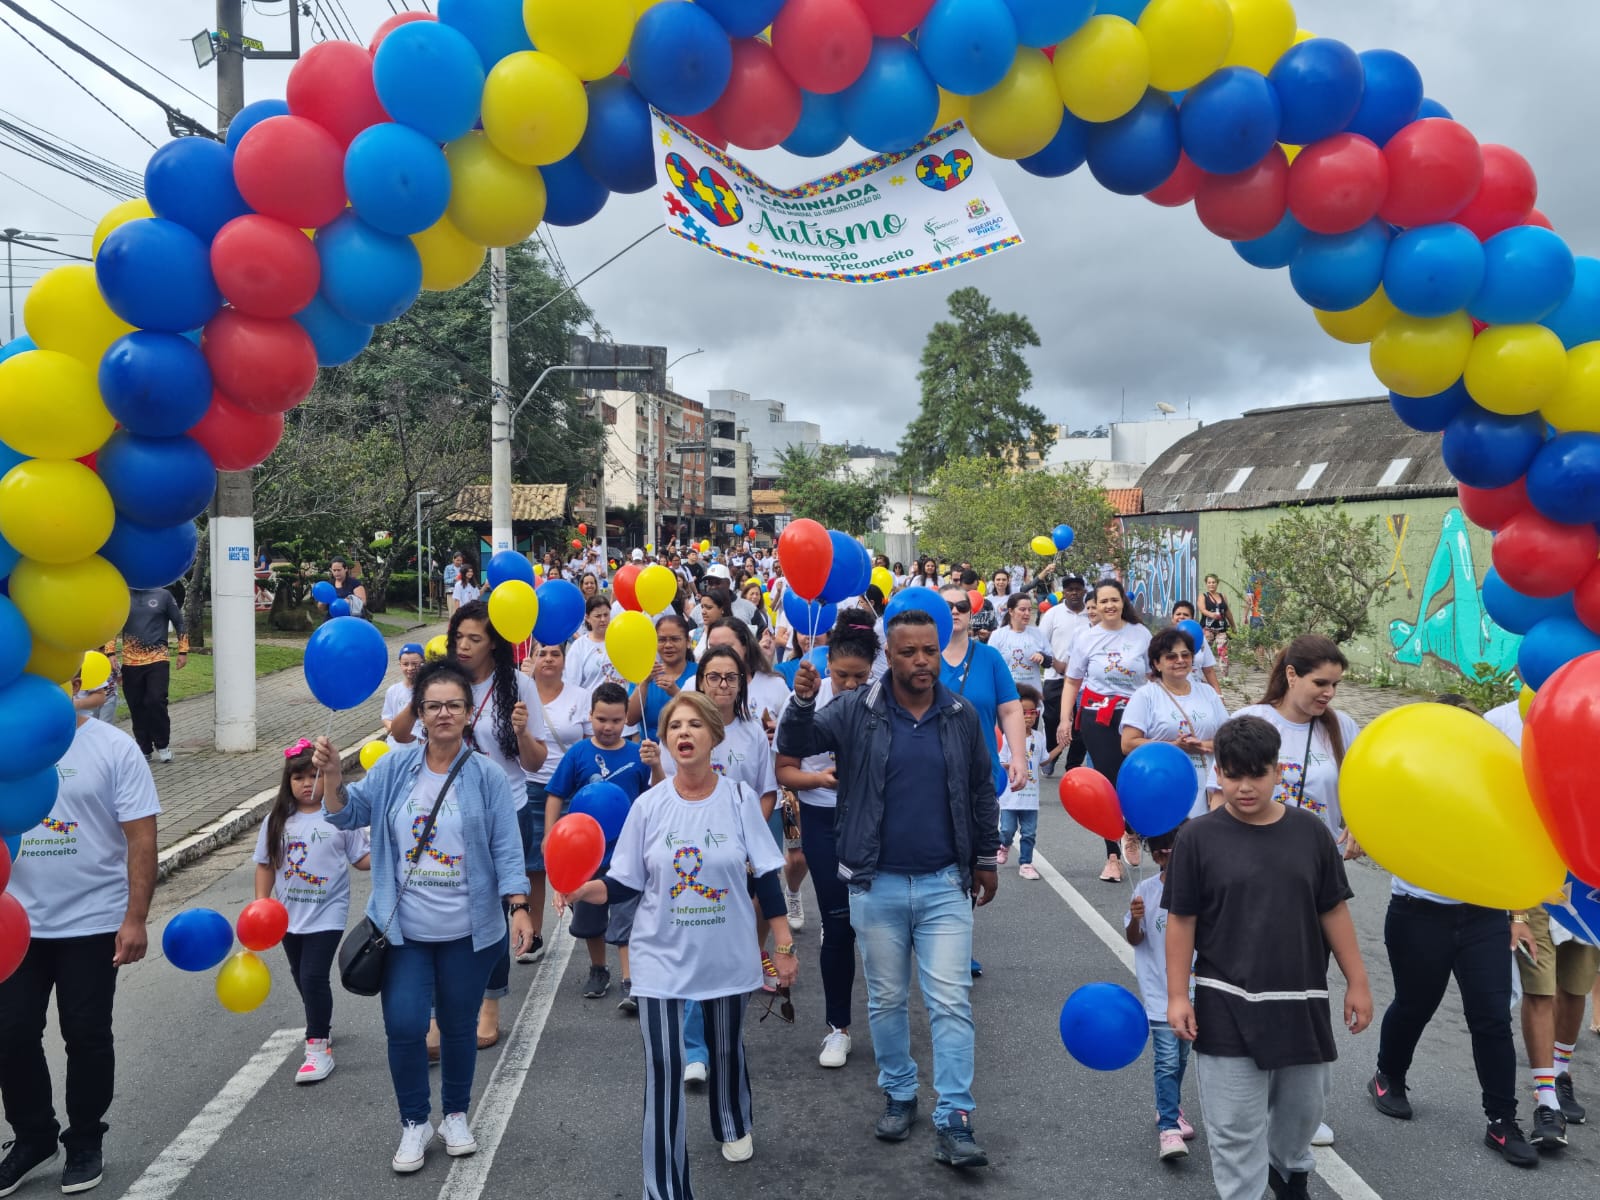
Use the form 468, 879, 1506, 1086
0, 893, 30, 986
577, 522, 588, 535
234, 115, 347, 230
545, 813, 606, 894
712, 38, 803, 150
1574, 561, 1600, 635
1286, 133, 1389, 235
570, 538, 583, 549
369, 10, 433, 54
1193, 149, 1289, 241
1145, 152, 1202, 208
287, 40, 390, 148
1378, 118, 1484, 228
1526, 208, 1554, 230
771, 0, 874, 94
1491, 510, 1599, 599
210, 215, 321, 320
1458, 478, 1530, 532
203, 309, 319, 415
1059, 767, 1125, 842
673, 107, 730, 150
613, 563, 642, 611
1452, 144, 1537, 241
190, 390, 287, 471
857, 0, 936, 37
236, 898, 290, 951
1523, 651, 1600, 883
777, 518, 834, 601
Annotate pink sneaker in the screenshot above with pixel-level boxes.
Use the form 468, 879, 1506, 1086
996, 846, 1008, 866
1177, 1112, 1195, 1140
1018, 863, 1040, 881
1158, 1129, 1188, 1160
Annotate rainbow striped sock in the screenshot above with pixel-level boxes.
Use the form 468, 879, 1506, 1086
1533, 1067, 1559, 1109
1555, 1040, 1575, 1074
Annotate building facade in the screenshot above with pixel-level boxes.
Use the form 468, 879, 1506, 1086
592, 388, 709, 546
706, 388, 822, 485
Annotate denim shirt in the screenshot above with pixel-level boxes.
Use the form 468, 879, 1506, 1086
324, 743, 526, 951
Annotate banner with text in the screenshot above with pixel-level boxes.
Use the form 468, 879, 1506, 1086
651, 113, 1024, 285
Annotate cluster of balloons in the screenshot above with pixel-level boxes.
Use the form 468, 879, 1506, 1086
1057, 741, 1192, 845
775, 519, 872, 612
1029, 523, 1076, 557
161, 898, 288, 1012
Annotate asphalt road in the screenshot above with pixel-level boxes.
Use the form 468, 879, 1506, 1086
12, 802, 1598, 1200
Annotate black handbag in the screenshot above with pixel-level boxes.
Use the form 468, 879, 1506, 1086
338, 753, 471, 997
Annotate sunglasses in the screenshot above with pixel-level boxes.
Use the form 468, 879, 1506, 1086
947, 599, 971, 613
756, 986, 794, 1025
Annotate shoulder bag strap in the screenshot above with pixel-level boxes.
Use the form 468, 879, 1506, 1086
377, 752, 472, 941
1292, 720, 1316, 809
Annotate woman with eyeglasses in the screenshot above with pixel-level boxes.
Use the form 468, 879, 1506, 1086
939, 584, 1028, 801
700, 616, 793, 734
1120, 628, 1230, 820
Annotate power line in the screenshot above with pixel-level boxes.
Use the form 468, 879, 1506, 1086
0, 9, 157, 149
511, 225, 665, 334
6, 236, 91, 263
39, 0, 219, 117
0, 167, 93, 221
0, 114, 146, 197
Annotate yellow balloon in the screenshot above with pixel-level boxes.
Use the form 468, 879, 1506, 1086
967, 49, 1064, 159
934, 88, 970, 129
635, 564, 678, 615
1368, 311, 1475, 399
445, 133, 548, 248
0, 460, 114, 563
977, 580, 988, 595
698, 539, 711, 553
482, 51, 588, 167
1219, 0, 1297, 74
488, 578, 539, 643
1518, 684, 1536, 720
23, 265, 135, 367
1139, 0, 1234, 92
604, 610, 658, 684
79, 649, 113, 691
1030, 535, 1057, 556
1293, 27, 1316, 43
1314, 286, 1397, 346
870, 566, 894, 597
522, 0, 634, 81
1464, 324, 1569, 416
1054, 16, 1151, 123
92, 197, 153, 256
10, 555, 130, 652
1342, 703, 1568, 909
0, 350, 117, 460
412, 216, 487, 292
425, 634, 449, 661
1541, 341, 1600, 433
1281, 142, 1301, 164
27, 642, 83, 684
359, 740, 391, 771
215, 950, 273, 1013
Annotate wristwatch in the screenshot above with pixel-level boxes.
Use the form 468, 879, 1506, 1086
772, 942, 796, 956
507, 902, 531, 916
1510, 913, 1527, 924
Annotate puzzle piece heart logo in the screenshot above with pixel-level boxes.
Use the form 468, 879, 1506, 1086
915, 149, 973, 192
663, 152, 743, 227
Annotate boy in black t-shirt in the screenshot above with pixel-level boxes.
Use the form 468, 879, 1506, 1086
1163, 716, 1372, 1200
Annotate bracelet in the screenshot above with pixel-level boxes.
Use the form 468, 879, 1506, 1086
1511, 913, 1527, 924
507, 901, 531, 916
772, 942, 796, 956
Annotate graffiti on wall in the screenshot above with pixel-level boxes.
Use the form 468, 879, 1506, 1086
1389, 506, 1521, 679
1123, 514, 1198, 620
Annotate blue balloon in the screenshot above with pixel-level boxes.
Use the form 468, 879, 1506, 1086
1388, 379, 1470, 434
842, 39, 940, 153
884, 586, 954, 650
224, 98, 289, 151
305, 616, 389, 710
1441, 405, 1546, 490
328, 598, 352, 618
436, 0, 533, 72
781, 588, 837, 636
1526, 433, 1600, 526
293, 293, 374, 367
144, 137, 251, 242
374, 20, 485, 145
0, 532, 18, 581
0, 334, 36, 364
1469, 226, 1577, 326
1232, 212, 1306, 270
315, 213, 423, 327
1087, 90, 1181, 196
541, 153, 611, 227
783, 91, 849, 158
917, 0, 1020, 95
2, 834, 18, 862
1116, 740, 1194, 836
627, 2, 734, 116
1481, 567, 1573, 636
0, 674, 76, 782
571, 780, 632, 842
1179, 67, 1282, 176
1175, 618, 1204, 651
1052, 524, 1075, 551
1518, 615, 1600, 691
733, 524, 745, 536
312, 580, 337, 605
578, 77, 656, 194
1002, 0, 1095, 47
1018, 108, 1090, 177
533, 578, 586, 644
1542, 257, 1600, 349
1289, 220, 1392, 312
819, 531, 870, 603
487, 549, 535, 588
95, 218, 221, 334
1416, 97, 1453, 121
162, 908, 236, 972
96, 431, 216, 527
1268, 37, 1365, 146
99, 517, 199, 590
1383, 223, 1486, 319
0, 595, 30, 689
98, 332, 212, 437
1059, 982, 1149, 1071
1547, 872, 1600, 946
0, 764, 56, 836
1344, 49, 1422, 146
345, 123, 453, 237
694, 0, 785, 37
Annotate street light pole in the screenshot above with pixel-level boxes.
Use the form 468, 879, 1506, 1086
649, 349, 704, 553
415, 490, 437, 617
2, 228, 56, 341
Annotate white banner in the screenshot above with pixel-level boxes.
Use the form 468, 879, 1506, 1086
650, 113, 1024, 285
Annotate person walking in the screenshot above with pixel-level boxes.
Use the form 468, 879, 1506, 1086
1039, 574, 1088, 776
986, 593, 1051, 693
938, 585, 1028, 802
1121, 628, 1230, 821
105, 586, 187, 763
1199, 574, 1234, 680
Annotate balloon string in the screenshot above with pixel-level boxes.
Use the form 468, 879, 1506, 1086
311, 707, 337, 805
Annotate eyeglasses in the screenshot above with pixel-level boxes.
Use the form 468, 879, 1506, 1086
1162, 652, 1194, 663
702, 671, 741, 687
756, 986, 794, 1025
421, 699, 469, 715
947, 599, 971, 613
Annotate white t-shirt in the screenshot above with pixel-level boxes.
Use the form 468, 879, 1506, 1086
564, 634, 621, 690
778, 679, 839, 809
529, 682, 591, 786
662, 712, 778, 801
383, 680, 416, 748
1040, 605, 1088, 681
607, 777, 786, 1000
1066, 622, 1152, 699
1189, 641, 1218, 688
1217, 704, 1361, 838
1125, 873, 1183, 1022
1001, 727, 1045, 812
469, 672, 549, 803
451, 580, 480, 605
8, 719, 160, 939
987, 625, 1052, 692
1122, 681, 1231, 818
252, 811, 370, 934
392, 766, 471, 942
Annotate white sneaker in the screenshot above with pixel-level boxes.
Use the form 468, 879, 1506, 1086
295, 1038, 334, 1083
720, 1132, 753, 1163
439, 1112, 477, 1157
819, 1027, 851, 1068
156, 747, 173, 762
392, 1120, 433, 1173
1312, 1121, 1335, 1147
786, 887, 805, 931
683, 1060, 708, 1086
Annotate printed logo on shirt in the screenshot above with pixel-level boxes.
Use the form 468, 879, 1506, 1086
1272, 759, 1325, 815
407, 814, 463, 866
1103, 651, 1139, 681
283, 840, 330, 885
40, 818, 79, 834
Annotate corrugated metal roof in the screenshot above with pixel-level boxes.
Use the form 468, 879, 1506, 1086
1103, 487, 1143, 515
449, 484, 568, 523
1137, 397, 1454, 514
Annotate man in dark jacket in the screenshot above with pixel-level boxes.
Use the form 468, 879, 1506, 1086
780, 607, 1000, 1170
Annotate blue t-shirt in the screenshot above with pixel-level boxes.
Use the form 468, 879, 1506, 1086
774, 646, 828, 687
545, 739, 650, 869
940, 640, 1019, 795
633, 662, 698, 742
877, 688, 958, 875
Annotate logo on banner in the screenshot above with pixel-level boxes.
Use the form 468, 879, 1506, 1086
663, 152, 743, 227
915, 149, 972, 191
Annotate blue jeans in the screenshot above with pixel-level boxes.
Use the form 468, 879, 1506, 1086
1152, 1022, 1191, 1131
848, 867, 976, 1126
998, 809, 1038, 865
683, 999, 707, 1067
381, 937, 501, 1124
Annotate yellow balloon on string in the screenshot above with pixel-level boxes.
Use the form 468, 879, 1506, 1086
79, 650, 113, 691
216, 951, 272, 1013
359, 741, 390, 771
605, 611, 658, 684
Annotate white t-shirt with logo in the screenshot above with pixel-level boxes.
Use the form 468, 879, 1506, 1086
9, 719, 161, 939
391, 767, 471, 942
777, 679, 839, 809
564, 635, 622, 690
662, 713, 778, 801
987, 626, 1052, 692
468, 672, 548, 803
1122, 681, 1231, 818
1066, 622, 1152, 699
1001, 727, 1045, 812
1040, 605, 1089, 681
253, 811, 370, 934
1125, 873, 1184, 1022
530, 682, 591, 786
1216, 704, 1361, 838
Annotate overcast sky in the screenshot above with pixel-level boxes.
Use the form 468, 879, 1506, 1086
4, 0, 1599, 452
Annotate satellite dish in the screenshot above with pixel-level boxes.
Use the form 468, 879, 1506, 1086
1155, 402, 1177, 415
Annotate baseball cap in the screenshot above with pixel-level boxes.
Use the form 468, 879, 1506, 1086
631, 548, 644, 561
1061, 573, 1086, 586
705, 563, 731, 580
399, 643, 425, 658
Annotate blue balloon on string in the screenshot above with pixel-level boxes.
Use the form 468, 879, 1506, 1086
162, 908, 236, 973
96, 431, 216, 527
100, 517, 199, 590
1383, 223, 1486, 319
345, 122, 453, 236
1176, 619, 1204, 651
1344, 49, 1422, 146
436, 0, 533, 72
1052, 524, 1075, 551
917, 0, 1020, 96
579, 77, 657, 194
840, 38, 940, 154
1518, 615, 1600, 691
487, 549, 535, 588
1480, 568, 1573, 636
305, 616, 389, 710
1117, 740, 1194, 836
145, 137, 251, 242
1179, 67, 1282, 176
781, 588, 837, 636
99, 331, 212, 437
532, 578, 586, 644
1018, 108, 1090, 177
1441, 406, 1547, 490
316, 213, 423, 327
312, 580, 338, 605
1087, 90, 1181, 196
1268, 37, 1365, 146
571, 780, 632, 841
627, 1, 734, 116
373, 20, 486, 144
1388, 379, 1470, 434
783, 91, 849, 158
884, 586, 954, 649
1290, 220, 1392, 312
0, 674, 76, 782
1233, 212, 1306, 270
293, 294, 374, 368
1059, 982, 1149, 1071
1469, 225, 1577, 326
1542, 257, 1600, 349
95, 218, 221, 334
542, 153, 611, 227
819, 531, 870, 602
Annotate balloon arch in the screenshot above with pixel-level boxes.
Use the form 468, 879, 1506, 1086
0, 0, 1598, 922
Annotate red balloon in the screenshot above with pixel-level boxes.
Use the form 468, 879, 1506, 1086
546, 812, 606, 894
191, 390, 286, 470
1286, 133, 1389, 235
1378, 118, 1484, 228
1491, 510, 1599, 599
577, 522, 588, 535
613, 563, 642, 611
1458, 478, 1530, 532
236, 898, 290, 952
712, 39, 803, 150
203, 309, 319, 416
673, 107, 729, 150
1524, 651, 1600, 883
286, 40, 390, 148
771, 0, 874, 95
0, 893, 30, 985
777, 518, 834, 601
1145, 152, 1202, 208
571, 538, 583, 549
1452, 144, 1537, 241
234, 115, 347, 229
1574, 562, 1600, 635
1526, 208, 1554, 230
369, 11, 433, 54
210, 216, 321, 320
1059, 767, 1125, 842
1193, 148, 1289, 241
857, 0, 936, 36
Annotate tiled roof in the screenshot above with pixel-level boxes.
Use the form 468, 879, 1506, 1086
1103, 487, 1143, 515
448, 484, 567, 523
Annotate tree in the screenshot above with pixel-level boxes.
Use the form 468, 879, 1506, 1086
1236, 503, 1394, 646
773, 444, 886, 533
897, 287, 1053, 485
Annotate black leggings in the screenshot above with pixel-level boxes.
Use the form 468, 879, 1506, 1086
799, 801, 855, 1031
282, 930, 342, 1040
1078, 707, 1128, 859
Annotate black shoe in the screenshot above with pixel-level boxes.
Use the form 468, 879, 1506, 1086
1555, 1074, 1586, 1124
1267, 1166, 1310, 1199
1530, 1105, 1568, 1149
616, 979, 638, 1015
60, 1145, 103, 1194
514, 934, 544, 965
581, 965, 610, 999
873, 1095, 917, 1142
1484, 1118, 1539, 1168
0, 1140, 60, 1198
1369, 1070, 1413, 1120
933, 1112, 988, 1168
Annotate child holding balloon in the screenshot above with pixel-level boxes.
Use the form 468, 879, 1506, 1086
252, 738, 370, 1083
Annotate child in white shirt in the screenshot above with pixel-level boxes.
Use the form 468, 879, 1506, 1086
1125, 823, 1194, 1161
999, 685, 1046, 880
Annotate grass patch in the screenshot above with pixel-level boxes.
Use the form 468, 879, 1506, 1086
165, 644, 307, 704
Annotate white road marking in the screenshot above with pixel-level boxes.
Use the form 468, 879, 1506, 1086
1030, 851, 1384, 1200
117, 1027, 302, 1200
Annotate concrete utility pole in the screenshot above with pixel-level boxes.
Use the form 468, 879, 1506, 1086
644, 393, 656, 554
489, 247, 513, 553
